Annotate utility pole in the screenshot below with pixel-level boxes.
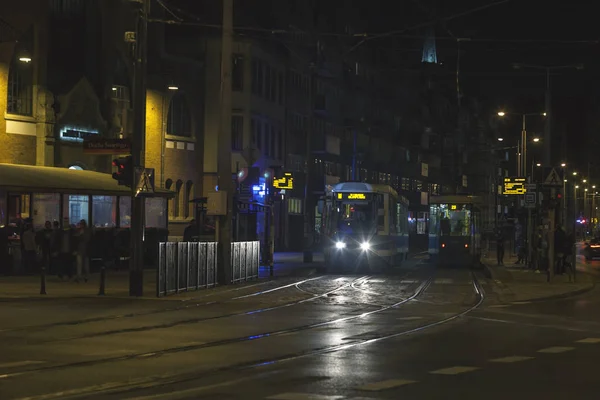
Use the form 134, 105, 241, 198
217, 0, 234, 285
303, 66, 315, 263
129, 0, 149, 296
544, 68, 551, 166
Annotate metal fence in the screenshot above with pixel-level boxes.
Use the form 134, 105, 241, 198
231, 241, 260, 283
157, 241, 260, 297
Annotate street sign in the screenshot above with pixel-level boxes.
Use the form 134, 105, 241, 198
83, 138, 131, 155
503, 177, 527, 195
543, 168, 563, 186
524, 192, 536, 208
134, 167, 155, 197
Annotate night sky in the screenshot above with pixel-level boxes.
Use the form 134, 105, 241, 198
165, 0, 599, 172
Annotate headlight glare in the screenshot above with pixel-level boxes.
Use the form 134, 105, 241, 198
360, 242, 371, 251
335, 241, 346, 249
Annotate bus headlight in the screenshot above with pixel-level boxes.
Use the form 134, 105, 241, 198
335, 241, 346, 249
360, 242, 371, 251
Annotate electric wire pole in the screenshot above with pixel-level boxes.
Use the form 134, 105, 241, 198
129, 0, 149, 296
217, 0, 234, 284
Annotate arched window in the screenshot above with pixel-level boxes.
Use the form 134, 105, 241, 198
167, 94, 192, 137
175, 180, 184, 218
7, 30, 34, 116
185, 181, 194, 219
165, 179, 174, 219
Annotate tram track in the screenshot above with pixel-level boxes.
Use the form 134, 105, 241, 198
0, 273, 431, 381
0, 276, 327, 334
20, 275, 373, 343
8, 273, 483, 400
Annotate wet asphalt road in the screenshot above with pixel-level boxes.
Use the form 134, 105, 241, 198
1, 261, 599, 399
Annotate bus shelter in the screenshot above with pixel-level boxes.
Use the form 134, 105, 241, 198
0, 163, 173, 274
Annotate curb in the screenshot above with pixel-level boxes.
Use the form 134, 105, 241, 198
483, 263, 596, 303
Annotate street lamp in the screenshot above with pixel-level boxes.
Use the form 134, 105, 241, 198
533, 137, 540, 142
496, 111, 545, 177
497, 111, 506, 117
497, 137, 504, 141
536, 163, 541, 167
18, 48, 32, 63
561, 163, 566, 167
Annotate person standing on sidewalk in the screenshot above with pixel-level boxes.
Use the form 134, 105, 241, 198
496, 228, 505, 266
74, 219, 92, 283
58, 218, 75, 281
21, 222, 37, 274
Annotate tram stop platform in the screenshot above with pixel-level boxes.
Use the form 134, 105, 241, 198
482, 254, 595, 304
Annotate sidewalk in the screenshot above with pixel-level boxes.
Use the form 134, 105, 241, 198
0, 252, 321, 300
482, 255, 595, 303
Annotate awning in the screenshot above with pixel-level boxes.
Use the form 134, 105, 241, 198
0, 163, 174, 197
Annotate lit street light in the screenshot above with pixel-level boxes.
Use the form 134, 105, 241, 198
497, 111, 506, 117
536, 163, 541, 167
533, 137, 540, 142
561, 163, 566, 167
497, 137, 504, 141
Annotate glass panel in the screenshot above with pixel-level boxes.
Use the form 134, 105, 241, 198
32, 193, 60, 230
62, 195, 89, 226
439, 204, 471, 236
92, 196, 117, 228
0, 190, 6, 227
20, 194, 31, 219
119, 196, 132, 228
145, 197, 167, 229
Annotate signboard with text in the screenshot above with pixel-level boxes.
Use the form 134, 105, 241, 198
503, 177, 527, 195
273, 172, 294, 190
336, 192, 370, 201
83, 138, 132, 155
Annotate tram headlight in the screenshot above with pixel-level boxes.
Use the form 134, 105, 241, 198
360, 242, 371, 251
335, 241, 346, 249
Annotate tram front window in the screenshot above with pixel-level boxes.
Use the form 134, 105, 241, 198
335, 203, 375, 235
439, 204, 471, 236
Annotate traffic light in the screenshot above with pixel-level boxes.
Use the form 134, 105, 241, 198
112, 156, 133, 186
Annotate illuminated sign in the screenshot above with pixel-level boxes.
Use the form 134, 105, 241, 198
503, 177, 527, 195
451, 205, 457, 210
59, 126, 99, 142
336, 192, 368, 201
273, 172, 294, 190
252, 183, 267, 197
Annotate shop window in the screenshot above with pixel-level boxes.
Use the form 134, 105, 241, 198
0, 190, 6, 226
92, 196, 116, 228
167, 94, 192, 137
32, 194, 60, 230
185, 181, 194, 218
6, 37, 34, 117
63, 195, 89, 226
176, 179, 183, 218
119, 196, 131, 228
145, 197, 167, 228
165, 179, 174, 219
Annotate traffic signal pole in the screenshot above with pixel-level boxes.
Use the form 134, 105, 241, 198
129, 0, 149, 296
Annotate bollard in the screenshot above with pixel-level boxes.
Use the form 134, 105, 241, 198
98, 266, 106, 296
40, 266, 47, 295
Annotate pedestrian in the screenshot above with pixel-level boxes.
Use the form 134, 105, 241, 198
49, 220, 61, 275
37, 221, 53, 273
554, 225, 567, 275
496, 228, 505, 266
21, 222, 37, 274
74, 220, 92, 283
183, 219, 198, 242
58, 217, 74, 281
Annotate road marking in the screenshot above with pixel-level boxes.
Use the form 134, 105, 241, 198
489, 356, 534, 363
126, 373, 276, 399
397, 316, 424, 321
429, 366, 479, 375
0, 360, 45, 369
537, 346, 575, 354
267, 394, 344, 400
512, 301, 532, 305
434, 279, 454, 284
357, 379, 417, 391
576, 338, 600, 344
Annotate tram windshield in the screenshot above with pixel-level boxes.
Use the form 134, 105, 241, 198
438, 203, 471, 236
333, 202, 376, 234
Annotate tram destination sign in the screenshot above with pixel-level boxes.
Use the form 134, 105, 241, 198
336, 192, 370, 201
503, 177, 527, 195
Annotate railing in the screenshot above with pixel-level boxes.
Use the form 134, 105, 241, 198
157, 241, 260, 297
231, 241, 260, 283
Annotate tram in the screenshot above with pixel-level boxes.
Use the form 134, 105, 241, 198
428, 195, 482, 267
322, 182, 409, 273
